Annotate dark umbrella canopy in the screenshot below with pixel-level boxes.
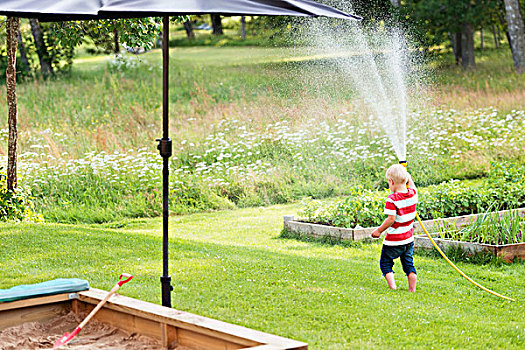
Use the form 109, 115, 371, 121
0, 0, 361, 20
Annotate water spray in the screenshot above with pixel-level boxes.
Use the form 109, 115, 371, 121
399, 160, 514, 301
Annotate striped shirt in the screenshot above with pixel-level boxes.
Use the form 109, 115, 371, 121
383, 188, 418, 246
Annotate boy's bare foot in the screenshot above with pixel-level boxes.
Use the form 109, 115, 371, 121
408, 272, 417, 292
385, 272, 397, 290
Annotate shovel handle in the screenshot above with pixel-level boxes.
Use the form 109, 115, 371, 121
118, 273, 133, 287
55, 273, 134, 348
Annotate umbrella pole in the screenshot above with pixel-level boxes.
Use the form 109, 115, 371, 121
158, 15, 172, 308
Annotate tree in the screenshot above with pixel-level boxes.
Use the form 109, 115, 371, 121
402, 0, 500, 69
17, 32, 30, 72
461, 23, 475, 68
6, 17, 19, 191
113, 28, 120, 53
210, 14, 223, 35
390, 0, 401, 7
504, 0, 525, 73
183, 20, 195, 39
29, 18, 54, 77
241, 16, 246, 40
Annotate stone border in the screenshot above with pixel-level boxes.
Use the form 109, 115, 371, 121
283, 208, 525, 243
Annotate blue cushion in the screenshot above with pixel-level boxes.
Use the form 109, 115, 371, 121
0, 278, 90, 303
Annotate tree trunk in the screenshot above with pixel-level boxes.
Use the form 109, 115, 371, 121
480, 28, 484, 50
506, 30, 514, 58
461, 23, 475, 69
29, 18, 53, 77
451, 32, 462, 65
390, 0, 401, 6
210, 14, 223, 35
241, 16, 246, 40
492, 25, 499, 48
113, 28, 120, 53
183, 20, 195, 39
17, 32, 30, 71
6, 17, 19, 192
504, 0, 525, 73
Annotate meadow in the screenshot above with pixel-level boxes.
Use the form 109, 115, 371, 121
0, 46, 524, 223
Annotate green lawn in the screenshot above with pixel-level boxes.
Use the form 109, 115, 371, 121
1, 203, 523, 349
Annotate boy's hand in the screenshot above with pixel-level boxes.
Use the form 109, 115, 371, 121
371, 229, 381, 238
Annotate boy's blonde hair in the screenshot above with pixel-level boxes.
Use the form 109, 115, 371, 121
386, 164, 408, 184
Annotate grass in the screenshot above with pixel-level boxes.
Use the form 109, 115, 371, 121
0, 203, 523, 349
429, 48, 525, 110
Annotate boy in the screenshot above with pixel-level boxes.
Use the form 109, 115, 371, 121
371, 164, 418, 292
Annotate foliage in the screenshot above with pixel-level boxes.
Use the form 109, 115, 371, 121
0, 168, 42, 223
299, 162, 525, 228
52, 19, 162, 51
0, 19, 75, 79
400, 0, 506, 55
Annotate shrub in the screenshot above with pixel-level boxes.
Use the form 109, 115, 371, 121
299, 162, 525, 228
0, 170, 43, 222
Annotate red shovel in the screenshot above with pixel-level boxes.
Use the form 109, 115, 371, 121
53, 273, 133, 349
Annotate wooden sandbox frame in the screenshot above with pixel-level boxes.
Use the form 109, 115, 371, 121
0, 288, 307, 350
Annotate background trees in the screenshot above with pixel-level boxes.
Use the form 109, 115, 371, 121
401, 0, 525, 72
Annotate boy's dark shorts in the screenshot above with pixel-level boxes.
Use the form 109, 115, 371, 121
380, 242, 417, 276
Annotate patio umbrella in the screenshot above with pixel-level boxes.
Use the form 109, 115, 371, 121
0, 0, 361, 308
1, 0, 361, 20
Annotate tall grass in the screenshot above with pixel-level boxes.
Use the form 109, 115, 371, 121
0, 47, 524, 223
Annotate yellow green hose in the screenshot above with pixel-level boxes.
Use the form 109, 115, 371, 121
415, 213, 515, 301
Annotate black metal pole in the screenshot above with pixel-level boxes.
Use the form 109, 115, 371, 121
158, 15, 172, 308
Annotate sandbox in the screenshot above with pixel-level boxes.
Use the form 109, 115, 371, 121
0, 289, 307, 350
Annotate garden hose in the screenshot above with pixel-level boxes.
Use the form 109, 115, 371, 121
399, 161, 515, 302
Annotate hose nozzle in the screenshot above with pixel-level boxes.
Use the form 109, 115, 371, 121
399, 160, 407, 169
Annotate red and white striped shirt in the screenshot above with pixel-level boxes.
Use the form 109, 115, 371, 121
383, 188, 418, 246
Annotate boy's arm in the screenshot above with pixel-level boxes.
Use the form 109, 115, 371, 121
371, 215, 396, 238
407, 173, 417, 190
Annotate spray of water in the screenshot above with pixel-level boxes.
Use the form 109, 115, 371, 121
293, 6, 419, 161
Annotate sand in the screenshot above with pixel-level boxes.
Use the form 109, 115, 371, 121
0, 311, 190, 349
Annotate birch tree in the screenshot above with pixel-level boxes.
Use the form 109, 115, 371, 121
6, 17, 19, 191
503, 0, 525, 73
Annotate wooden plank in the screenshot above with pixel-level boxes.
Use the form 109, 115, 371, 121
0, 293, 74, 311
241, 345, 308, 350
78, 289, 307, 349
0, 302, 70, 330
177, 327, 243, 350
496, 243, 525, 263
77, 301, 163, 340
161, 322, 169, 349
160, 322, 180, 349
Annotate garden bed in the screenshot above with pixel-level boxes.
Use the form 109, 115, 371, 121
283, 208, 525, 248
0, 288, 307, 350
414, 233, 525, 263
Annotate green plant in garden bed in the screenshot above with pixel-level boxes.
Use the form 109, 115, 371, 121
436, 208, 525, 245
299, 162, 525, 229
